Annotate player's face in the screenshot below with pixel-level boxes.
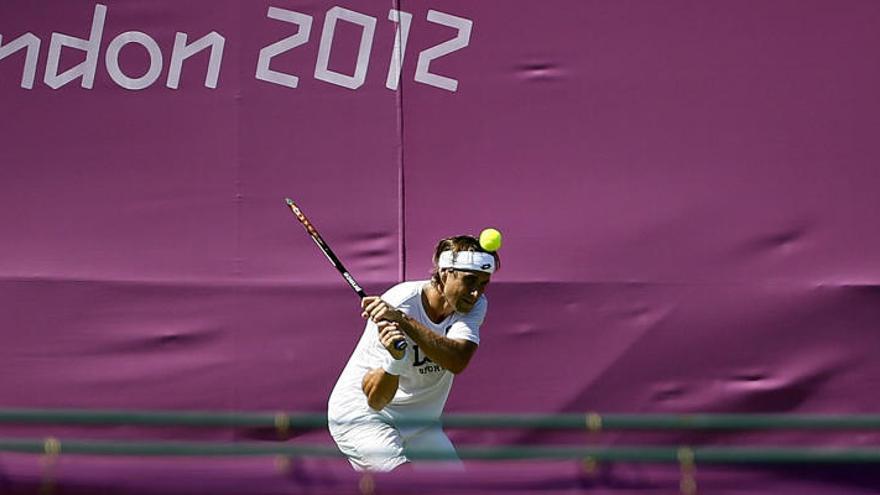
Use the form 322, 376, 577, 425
442, 269, 491, 313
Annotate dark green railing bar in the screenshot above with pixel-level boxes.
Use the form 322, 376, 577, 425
4, 409, 880, 431
0, 408, 303, 428
2, 438, 880, 463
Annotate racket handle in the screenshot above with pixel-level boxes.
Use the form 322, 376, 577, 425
361, 294, 408, 350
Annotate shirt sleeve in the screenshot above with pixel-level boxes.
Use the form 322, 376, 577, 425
363, 282, 419, 371
381, 282, 423, 331
360, 320, 389, 369
445, 296, 487, 345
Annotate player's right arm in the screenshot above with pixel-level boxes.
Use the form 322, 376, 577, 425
361, 369, 398, 410
361, 321, 406, 411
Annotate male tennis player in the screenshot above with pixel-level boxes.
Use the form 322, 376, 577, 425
327, 235, 500, 471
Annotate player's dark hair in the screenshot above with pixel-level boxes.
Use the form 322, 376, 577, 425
430, 235, 501, 287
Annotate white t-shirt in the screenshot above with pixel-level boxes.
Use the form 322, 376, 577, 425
327, 280, 486, 425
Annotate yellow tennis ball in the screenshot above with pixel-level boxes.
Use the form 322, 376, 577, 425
479, 228, 502, 252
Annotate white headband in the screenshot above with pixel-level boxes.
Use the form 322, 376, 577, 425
437, 250, 496, 274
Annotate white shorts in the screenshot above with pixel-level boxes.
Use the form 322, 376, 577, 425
329, 416, 461, 472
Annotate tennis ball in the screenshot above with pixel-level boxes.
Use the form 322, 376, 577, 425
479, 228, 503, 252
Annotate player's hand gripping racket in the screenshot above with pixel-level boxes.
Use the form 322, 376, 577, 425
284, 198, 407, 351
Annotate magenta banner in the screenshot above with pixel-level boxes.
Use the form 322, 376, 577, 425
2, 1, 880, 493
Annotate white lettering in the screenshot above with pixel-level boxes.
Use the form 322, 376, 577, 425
167, 32, 225, 89
0, 33, 40, 89
414, 10, 472, 92
314, 7, 376, 90
44, 3, 106, 89
255, 7, 312, 89
5, 4, 474, 92
385, 10, 412, 91
105, 32, 163, 90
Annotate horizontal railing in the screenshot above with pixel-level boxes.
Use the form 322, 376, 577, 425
1, 438, 879, 463
3, 408, 880, 431
5, 407, 877, 495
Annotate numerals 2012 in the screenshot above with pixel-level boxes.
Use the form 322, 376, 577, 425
256, 6, 473, 92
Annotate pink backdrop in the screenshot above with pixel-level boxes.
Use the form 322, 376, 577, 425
2, 1, 880, 493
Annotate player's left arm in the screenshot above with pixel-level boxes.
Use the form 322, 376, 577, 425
401, 320, 477, 374
362, 297, 479, 374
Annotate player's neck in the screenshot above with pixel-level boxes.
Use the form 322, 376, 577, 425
422, 283, 453, 324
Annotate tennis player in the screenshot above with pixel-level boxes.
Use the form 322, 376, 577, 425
327, 235, 500, 471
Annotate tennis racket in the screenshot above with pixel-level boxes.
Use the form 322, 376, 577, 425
284, 198, 407, 351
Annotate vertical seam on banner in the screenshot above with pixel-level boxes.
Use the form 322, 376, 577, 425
232, 2, 244, 282
231, 1, 244, 413
394, 0, 407, 282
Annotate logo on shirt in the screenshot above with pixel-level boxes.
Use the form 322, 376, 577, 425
413, 345, 443, 375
